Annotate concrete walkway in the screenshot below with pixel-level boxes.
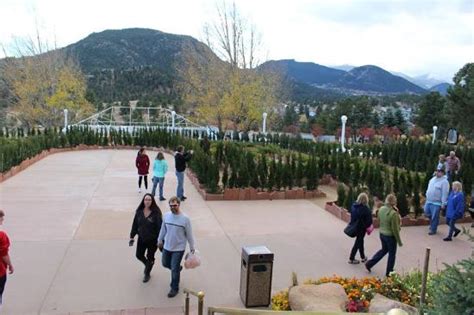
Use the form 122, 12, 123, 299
0, 150, 471, 314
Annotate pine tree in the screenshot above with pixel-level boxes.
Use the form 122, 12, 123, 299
397, 187, 409, 217
258, 154, 268, 190
222, 161, 229, 189
337, 184, 346, 207
345, 186, 354, 211
412, 187, 422, 218
393, 167, 400, 194
267, 157, 277, 191
296, 154, 304, 188
352, 158, 361, 187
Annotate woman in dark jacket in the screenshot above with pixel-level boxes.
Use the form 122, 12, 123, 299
136, 147, 150, 193
444, 181, 465, 241
348, 193, 373, 264
129, 193, 162, 282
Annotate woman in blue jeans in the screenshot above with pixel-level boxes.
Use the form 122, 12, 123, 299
444, 181, 465, 241
365, 194, 403, 277
151, 152, 168, 201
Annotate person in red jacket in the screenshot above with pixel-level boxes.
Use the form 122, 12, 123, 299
136, 147, 150, 193
0, 210, 14, 306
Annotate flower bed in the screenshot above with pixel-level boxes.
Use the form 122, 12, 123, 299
272, 272, 435, 312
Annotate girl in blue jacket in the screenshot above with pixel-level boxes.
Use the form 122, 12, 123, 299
151, 152, 169, 201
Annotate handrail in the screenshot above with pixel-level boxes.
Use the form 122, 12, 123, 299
184, 288, 205, 315
207, 306, 409, 315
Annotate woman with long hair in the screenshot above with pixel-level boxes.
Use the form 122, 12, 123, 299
365, 194, 403, 277
151, 152, 169, 201
348, 193, 373, 264
135, 147, 150, 193
129, 193, 162, 282
444, 181, 465, 241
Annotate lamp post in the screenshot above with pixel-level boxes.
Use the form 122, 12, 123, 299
432, 125, 438, 144
63, 109, 68, 130
341, 115, 348, 153
262, 112, 267, 134
171, 111, 176, 129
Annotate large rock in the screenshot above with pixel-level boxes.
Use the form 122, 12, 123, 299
288, 283, 347, 312
369, 293, 418, 315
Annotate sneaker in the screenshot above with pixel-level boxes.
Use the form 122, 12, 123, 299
443, 237, 452, 242
428, 231, 436, 235
167, 289, 179, 298
365, 263, 372, 273
160, 197, 166, 201
361, 257, 368, 263
453, 229, 461, 237
138, 188, 142, 193
181, 196, 187, 201
143, 273, 151, 283
348, 259, 360, 264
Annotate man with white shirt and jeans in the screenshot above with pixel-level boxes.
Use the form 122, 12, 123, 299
158, 196, 195, 298
424, 167, 450, 235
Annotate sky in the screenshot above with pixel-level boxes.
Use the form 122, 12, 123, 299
0, 0, 472, 82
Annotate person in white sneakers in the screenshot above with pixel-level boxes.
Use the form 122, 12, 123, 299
158, 196, 195, 298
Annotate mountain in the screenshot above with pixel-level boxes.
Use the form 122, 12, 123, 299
260, 60, 427, 95
335, 65, 427, 94
332, 64, 356, 71
429, 83, 451, 96
390, 71, 449, 89
60, 28, 221, 103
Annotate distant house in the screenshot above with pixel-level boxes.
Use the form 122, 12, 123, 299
299, 133, 315, 141
316, 135, 336, 143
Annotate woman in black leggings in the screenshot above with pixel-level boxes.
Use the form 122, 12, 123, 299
129, 193, 162, 282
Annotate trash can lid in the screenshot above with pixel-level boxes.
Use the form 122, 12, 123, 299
242, 246, 274, 262
243, 245, 272, 255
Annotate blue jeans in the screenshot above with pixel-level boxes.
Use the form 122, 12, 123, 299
176, 171, 184, 199
151, 177, 165, 198
446, 218, 460, 238
366, 234, 397, 277
424, 203, 441, 233
162, 249, 185, 291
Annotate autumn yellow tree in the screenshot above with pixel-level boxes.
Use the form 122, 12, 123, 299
0, 40, 94, 128
181, 0, 281, 133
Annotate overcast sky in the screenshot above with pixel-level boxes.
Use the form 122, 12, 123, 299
0, 0, 472, 81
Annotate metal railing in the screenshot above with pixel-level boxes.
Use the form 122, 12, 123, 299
184, 288, 205, 315
207, 307, 409, 315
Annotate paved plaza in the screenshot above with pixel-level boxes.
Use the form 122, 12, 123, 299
0, 150, 471, 314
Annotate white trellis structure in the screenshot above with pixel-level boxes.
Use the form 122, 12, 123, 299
67, 106, 218, 138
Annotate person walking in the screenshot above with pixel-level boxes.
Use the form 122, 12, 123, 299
136, 147, 150, 193
444, 181, 465, 241
151, 152, 168, 201
365, 194, 403, 277
446, 151, 461, 182
174, 146, 193, 201
424, 166, 449, 235
0, 210, 14, 306
129, 194, 162, 283
158, 196, 195, 298
348, 193, 373, 264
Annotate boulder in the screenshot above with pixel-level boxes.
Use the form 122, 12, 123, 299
369, 293, 418, 315
289, 283, 347, 312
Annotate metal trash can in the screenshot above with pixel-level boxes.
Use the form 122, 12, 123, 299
240, 245, 274, 307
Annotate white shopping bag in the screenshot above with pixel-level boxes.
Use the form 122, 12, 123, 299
184, 250, 201, 269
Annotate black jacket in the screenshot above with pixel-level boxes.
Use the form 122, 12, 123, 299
175, 152, 192, 172
349, 203, 373, 236
130, 210, 162, 242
